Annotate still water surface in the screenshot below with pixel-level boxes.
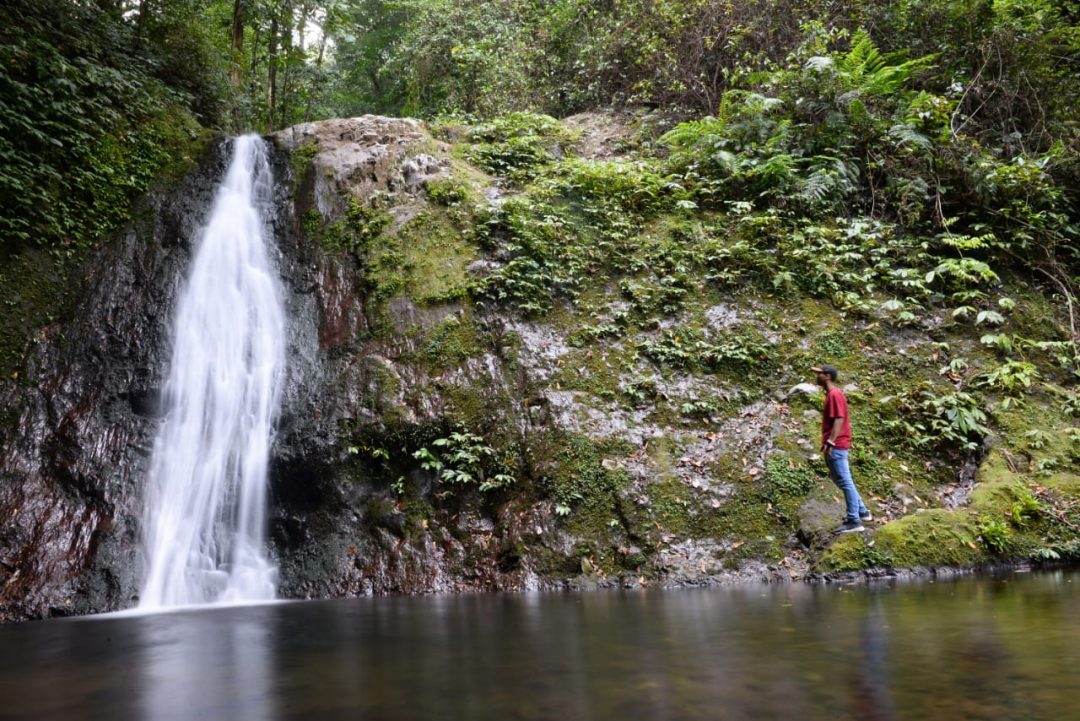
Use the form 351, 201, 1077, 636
1, 571, 1078, 720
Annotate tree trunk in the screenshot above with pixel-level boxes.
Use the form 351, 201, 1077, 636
229, 0, 245, 130
304, 27, 328, 122
297, 2, 307, 54
136, 0, 151, 36
230, 0, 245, 86
267, 14, 279, 132
278, 2, 294, 130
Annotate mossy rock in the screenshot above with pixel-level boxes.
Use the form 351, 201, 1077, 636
394, 211, 477, 304
0, 248, 77, 379
970, 470, 1033, 519
819, 508, 985, 572
873, 509, 984, 567
1039, 472, 1080, 495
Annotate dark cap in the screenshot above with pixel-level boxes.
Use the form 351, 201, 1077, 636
811, 364, 838, 380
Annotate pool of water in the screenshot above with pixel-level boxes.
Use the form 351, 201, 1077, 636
2, 570, 1078, 720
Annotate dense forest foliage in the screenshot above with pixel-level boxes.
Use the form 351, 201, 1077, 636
2, 1, 1077, 254
0, 0, 1077, 377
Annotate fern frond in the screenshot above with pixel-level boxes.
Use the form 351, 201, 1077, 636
799, 169, 836, 204
756, 153, 796, 185
839, 29, 885, 79
836, 29, 937, 97
805, 56, 834, 72
659, 116, 726, 149
888, 122, 932, 151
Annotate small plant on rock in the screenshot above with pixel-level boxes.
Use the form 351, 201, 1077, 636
881, 387, 990, 452
977, 360, 1040, 406
978, 518, 1013, 555
1025, 429, 1052, 450
414, 430, 516, 492
679, 398, 722, 418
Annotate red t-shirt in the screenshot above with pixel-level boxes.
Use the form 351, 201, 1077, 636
822, 387, 852, 450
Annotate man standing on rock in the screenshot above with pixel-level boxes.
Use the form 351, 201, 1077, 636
813, 364, 871, 534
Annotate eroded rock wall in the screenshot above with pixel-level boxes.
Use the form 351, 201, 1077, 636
4, 112, 1076, 621
0, 144, 230, 619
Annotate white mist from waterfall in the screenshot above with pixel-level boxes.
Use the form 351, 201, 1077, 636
138, 134, 286, 610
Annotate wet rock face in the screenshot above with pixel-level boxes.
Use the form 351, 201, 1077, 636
4, 114, 924, 620
263, 117, 548, 598
259, 116, 791, 600
0, 143, 232, 620
0, 115, 797, 621
0, 115, 556, 615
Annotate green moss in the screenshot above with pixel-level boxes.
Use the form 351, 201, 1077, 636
305, 195, 480, 312
643, 476, 697, 536
1040, 472, 1080, 495
817, 448, 1073, 573
354, 357, 407, 424
547, 435, 624, 512
876, 510, 984, 566
992, 395, 1080, 475
820, 509, 985, 572
707, 493, 790, 563
0, 248, 78, 380
313, 198, 393, 258
0, 108, 207, 381
415, 315, 483, 370
553, 341, 636, 402
529, 433, 637, 569
970, 456, 1033, 517
812, 330, 851, 360
763, 455, 817, 499
395, 210, 477, 303
303, 202, 397, 308
819, 430, 1080, 573
822, 535, 895, 572
631, 447, 796, 564
289, 141, 319, 192
431, 379, 519, 450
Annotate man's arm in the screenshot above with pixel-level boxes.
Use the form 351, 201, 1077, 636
822, 389, 847, 456
825, 414, 842, 446
824, 416, 844, 456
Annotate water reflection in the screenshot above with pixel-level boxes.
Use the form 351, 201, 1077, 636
136, 607, 277, 721
1, 571, 1079, 720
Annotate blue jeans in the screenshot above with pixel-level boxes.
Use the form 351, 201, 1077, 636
826, 448, 868, 523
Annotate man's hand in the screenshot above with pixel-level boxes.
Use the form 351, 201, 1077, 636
822, 442, 833, 458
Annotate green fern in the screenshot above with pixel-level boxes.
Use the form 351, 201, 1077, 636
838, 30, 937, 97
888, 122, 932, 151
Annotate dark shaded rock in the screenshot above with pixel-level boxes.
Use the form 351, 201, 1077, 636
0, 140, 232, 620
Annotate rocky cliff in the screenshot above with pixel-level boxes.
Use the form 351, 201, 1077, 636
2, 112, 1078, 621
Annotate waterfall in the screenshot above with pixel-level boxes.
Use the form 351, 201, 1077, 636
138, 135, 286, 610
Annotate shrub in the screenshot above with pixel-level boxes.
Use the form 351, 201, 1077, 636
0, 0, 206, 255
977, 360, 1040, 397
978, 518, 1013, 555
425, 177, 473, 206
638, 328, 770, 373
881, 387, 990, 452
463, 112, 575, 179
413, 430, 516, 493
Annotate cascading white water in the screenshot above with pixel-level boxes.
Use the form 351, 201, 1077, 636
138, 134, 286, 610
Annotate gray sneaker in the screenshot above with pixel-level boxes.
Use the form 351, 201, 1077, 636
860, 511, 873, 522
832, 521, 865, 534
